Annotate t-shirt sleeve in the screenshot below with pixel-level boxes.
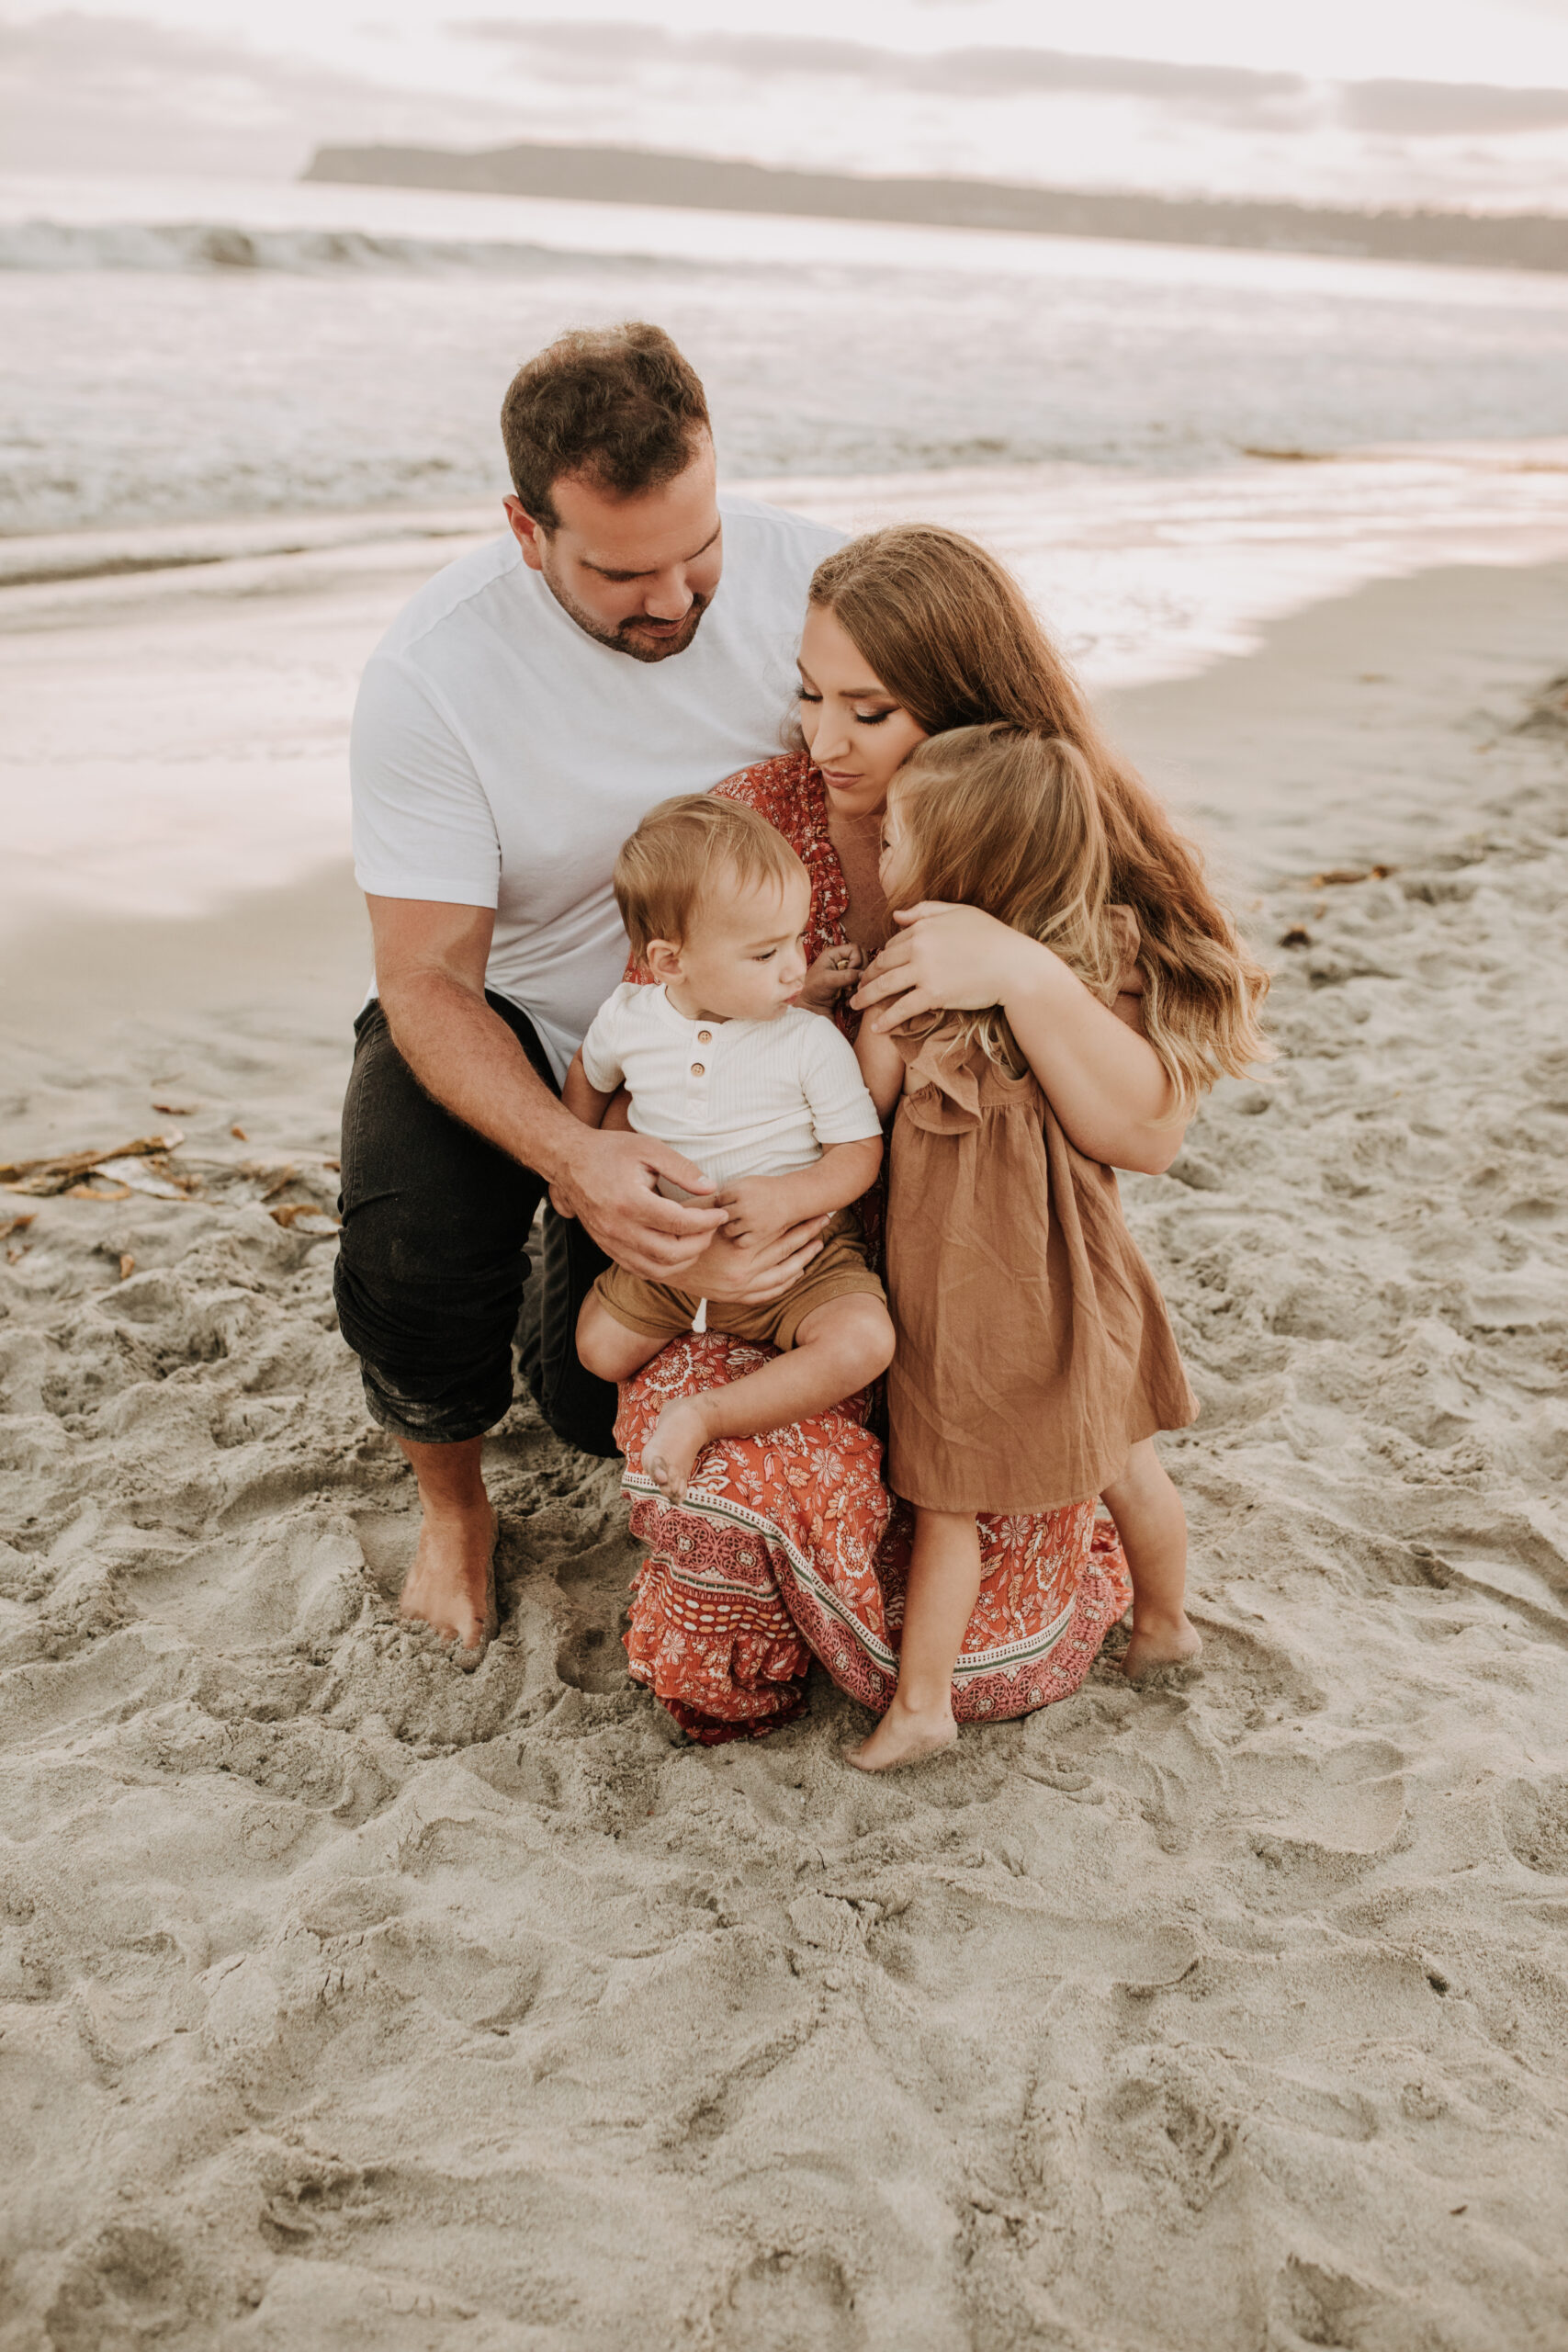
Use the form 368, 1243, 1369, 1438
579, 989, 631, 1093
350, 653, 502, 907
799, 1020, 884, 1146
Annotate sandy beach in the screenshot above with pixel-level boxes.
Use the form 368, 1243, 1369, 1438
3, 550, 1568, 2348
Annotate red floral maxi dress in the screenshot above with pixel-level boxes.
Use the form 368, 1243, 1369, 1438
616, 750, 1134, 1743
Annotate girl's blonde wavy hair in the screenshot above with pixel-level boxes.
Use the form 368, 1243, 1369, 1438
809, 524, 1270, 1113
887, 727, 1120, 1080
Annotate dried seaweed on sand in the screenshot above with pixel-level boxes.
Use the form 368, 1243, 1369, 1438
0, 1132, 185, 1195
2, 1136, 339, 1236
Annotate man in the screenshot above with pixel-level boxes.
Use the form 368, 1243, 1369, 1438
335, 322, 843, 1661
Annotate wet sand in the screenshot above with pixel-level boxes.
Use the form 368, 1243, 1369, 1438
2, 560, 1567, 2348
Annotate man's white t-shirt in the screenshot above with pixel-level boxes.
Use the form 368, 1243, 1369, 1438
579, 982, 882, 1189
351, 492, 842, 1082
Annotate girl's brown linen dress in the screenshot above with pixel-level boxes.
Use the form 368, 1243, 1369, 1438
886, 1015, 1198, 1515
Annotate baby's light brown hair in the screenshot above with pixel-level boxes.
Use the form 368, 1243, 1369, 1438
615, 793, 806, 960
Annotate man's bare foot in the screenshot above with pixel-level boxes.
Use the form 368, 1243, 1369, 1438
642, 1398, 711, 1502
846, 1697, 958, 1772
399, 1499, 499, 1668
1122, 1613, 1201, 1680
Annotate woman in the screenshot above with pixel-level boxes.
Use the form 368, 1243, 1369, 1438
616, 525, 1266, 1743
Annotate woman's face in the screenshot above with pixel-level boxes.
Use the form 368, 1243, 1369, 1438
795, 604, 929, 818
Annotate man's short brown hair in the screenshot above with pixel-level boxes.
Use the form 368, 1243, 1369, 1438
615, 795, 805, 961
501, 322, 711, 529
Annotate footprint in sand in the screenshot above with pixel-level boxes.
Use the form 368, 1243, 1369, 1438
554, 1618, 630, 1694
713, 2248, 864, 2352
1227, 1735, 1407, 1861
1501, 1773, 1568, 1876
1269, 2254, 1436, 2352
552, 1529, 639, 1694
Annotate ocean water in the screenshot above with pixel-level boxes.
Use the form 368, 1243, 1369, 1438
5, 173, 1568, 535
6, 173, 1568, 924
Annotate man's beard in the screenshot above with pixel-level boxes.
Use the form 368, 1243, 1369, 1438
541, 566, 711, 663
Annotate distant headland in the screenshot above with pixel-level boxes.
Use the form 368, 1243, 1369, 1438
301, 140, 1568, 275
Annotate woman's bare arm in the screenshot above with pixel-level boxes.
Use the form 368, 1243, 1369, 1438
852, 902, 1187, 1174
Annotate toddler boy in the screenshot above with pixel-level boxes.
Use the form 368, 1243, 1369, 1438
565, 794, 895, 1500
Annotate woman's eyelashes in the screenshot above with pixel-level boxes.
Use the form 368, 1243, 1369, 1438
794, 684, 897, 725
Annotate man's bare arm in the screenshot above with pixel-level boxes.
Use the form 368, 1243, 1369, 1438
367, 896, 728, 1277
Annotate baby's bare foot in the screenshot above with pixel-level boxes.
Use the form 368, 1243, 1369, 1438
846, 1700, 957, 1772
642, 1399, 710, 1502
1122, 1615, 1202, 1680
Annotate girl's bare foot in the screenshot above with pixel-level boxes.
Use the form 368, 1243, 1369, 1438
847, 1698, 958, 1771
1122, 1613, 1201, 1679
642, 1398, 710, 1502
399, 1499, 499, 1668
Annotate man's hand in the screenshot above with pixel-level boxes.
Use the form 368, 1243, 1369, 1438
549, 1127, 728, 1280
798, 941, 866, 1013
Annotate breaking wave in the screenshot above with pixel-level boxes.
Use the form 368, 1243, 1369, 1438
0, 218, 669, 276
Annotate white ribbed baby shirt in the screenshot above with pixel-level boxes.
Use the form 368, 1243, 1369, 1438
579, 983, 881, 1186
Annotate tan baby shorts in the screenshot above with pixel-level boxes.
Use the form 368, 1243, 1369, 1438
591, 1206, 885, 1353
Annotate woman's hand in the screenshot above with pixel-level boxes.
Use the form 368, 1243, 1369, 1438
797, 941, 866, 1013
850, 902, 1032, 1033
852, 899, 1186, 1173
682, 1207, 830, 1304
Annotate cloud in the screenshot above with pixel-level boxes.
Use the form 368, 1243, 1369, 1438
459, 17, 1568, 139
459, 20, 1313, 124
0, 10, 522, 177
1344, 78, 1568, 134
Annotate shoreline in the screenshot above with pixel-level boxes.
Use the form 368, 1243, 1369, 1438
7, 448, 1568, 945
3, 558, 1567, 2344
3, 549, 1564, 1015
6, 434, 1568, 584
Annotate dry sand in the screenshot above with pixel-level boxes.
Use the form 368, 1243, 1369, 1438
3, 560, 1568, 2349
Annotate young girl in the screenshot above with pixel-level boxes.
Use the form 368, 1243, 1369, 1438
851, 723, 1266, 1771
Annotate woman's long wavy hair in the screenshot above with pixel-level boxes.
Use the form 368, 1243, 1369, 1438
809, 524, 1271, 1110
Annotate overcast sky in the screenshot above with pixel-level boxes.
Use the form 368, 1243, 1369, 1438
5, 0, 1568, 204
